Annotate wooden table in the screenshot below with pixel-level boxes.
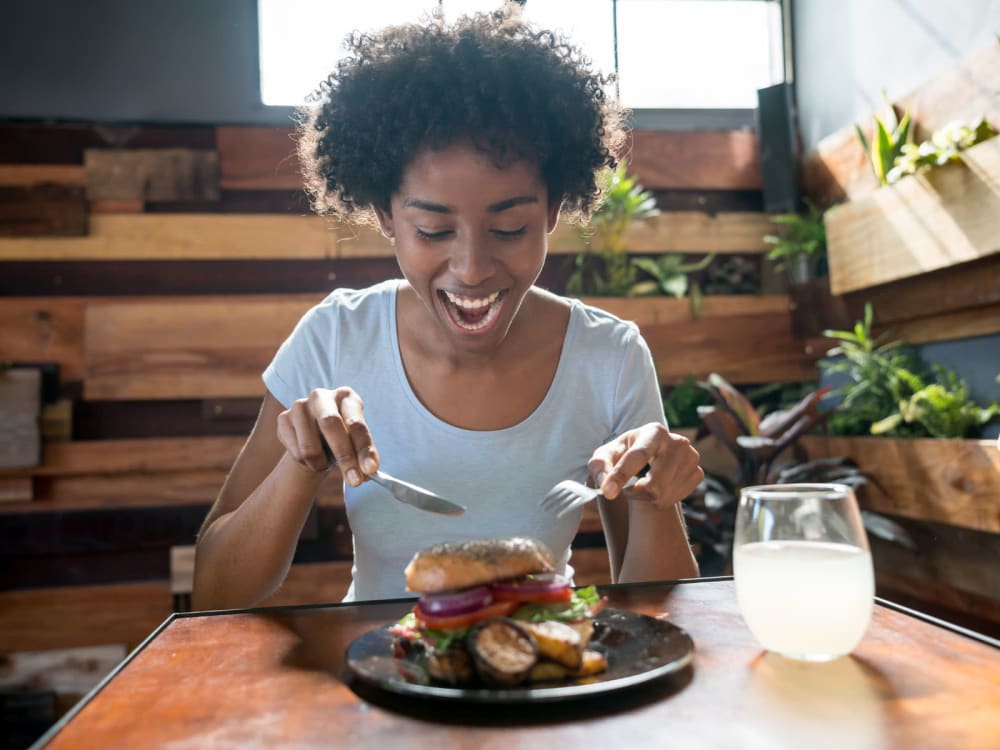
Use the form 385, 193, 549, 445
32, 579, 1000, 750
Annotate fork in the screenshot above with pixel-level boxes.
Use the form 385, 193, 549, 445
540, 465, 648, 518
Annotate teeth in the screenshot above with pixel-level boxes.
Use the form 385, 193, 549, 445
443, 290, 500, 309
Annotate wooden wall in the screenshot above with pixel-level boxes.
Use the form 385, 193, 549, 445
1, 120, 804, 690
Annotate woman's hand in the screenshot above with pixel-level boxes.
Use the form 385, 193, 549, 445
276, 387, 379, 486
588, 423, 703, 509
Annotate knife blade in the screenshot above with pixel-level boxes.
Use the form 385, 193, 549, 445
368, 470, 467, 516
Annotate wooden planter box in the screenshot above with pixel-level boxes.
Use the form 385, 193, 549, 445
824, 137, 1000, 295
799, 435, 1000, 534
581, 295, 820, 386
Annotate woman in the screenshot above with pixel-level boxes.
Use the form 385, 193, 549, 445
192, 6, 702, 610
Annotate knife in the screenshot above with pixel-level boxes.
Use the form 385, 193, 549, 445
318, 435, 465, 515
367, 470, 467, 516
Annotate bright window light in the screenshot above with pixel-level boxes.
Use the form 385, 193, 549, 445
258, 0, 782, 110
616, 0, 784, 108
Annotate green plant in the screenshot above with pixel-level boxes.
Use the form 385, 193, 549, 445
681, 373, 914, 575
887, 116, 998, 183
662, 374, 714, 430
821, 304, 1000, 438
566, 163, 659, 297
629, 252, 715, 317
855, 95, 912, 187
762, 198, 828, 279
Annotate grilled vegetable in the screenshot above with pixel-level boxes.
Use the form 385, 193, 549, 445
527, 648, 608, 682
426, 644, 474, 685
522, 620, 584, 669
467, 618, 538, 686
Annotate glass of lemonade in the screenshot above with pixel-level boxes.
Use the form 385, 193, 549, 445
733, 483, 874, 661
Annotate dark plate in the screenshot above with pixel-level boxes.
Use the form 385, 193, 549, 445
345, 608, 694, 703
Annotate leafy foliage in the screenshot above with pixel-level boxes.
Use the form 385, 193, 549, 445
855, 95, 912, 186
566, 164, 715, 311
821, 304, 999, 438
762, 198, 828, 278
887, 117, 998, 183
662, 374, 714, 430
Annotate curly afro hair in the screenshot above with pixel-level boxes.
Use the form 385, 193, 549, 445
296, 6, 626, 227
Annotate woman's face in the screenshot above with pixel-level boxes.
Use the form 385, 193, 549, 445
375, 142, 560, 355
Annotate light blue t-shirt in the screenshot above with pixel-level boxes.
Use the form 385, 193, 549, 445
263, 280, 666, 601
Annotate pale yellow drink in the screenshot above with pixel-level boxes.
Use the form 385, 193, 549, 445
734, 540, 874, 660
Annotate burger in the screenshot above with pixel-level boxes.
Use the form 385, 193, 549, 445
388, 537, 608, 687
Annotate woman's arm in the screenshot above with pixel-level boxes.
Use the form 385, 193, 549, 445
191, 392, 326, 610
591, 424, 702, 583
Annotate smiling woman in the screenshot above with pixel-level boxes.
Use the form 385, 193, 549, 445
191, 4, 703, 612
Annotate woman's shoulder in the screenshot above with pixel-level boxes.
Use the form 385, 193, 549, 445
563, 295, 641, 346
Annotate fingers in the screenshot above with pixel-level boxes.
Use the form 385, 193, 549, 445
589, 424, 703, 507
276, 387, 378, 485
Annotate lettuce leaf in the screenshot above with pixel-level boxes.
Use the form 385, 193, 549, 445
510, 586, 601, 623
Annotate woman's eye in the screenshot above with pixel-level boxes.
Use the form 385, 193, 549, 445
415, 228, 453, 240
493, 226, 527, 239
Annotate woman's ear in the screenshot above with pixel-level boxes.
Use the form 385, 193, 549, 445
372, 204, 395, 241
546, 200, 562, 234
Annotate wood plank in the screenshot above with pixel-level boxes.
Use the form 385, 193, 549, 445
824, 138, 1000, 295
88, 199, 144, 213
801, 41, 1000, 205
628, 130, 762, 190
0, 298, 87, 381
0, 184, 88, 237
0, 368, 41, 469
216, 126, 302, 190
0, 477, 33, 503
585, 295, 819, 385
800, 436, 1000, 533
0, 210, 772, 261
0, 124, 217, 164
0, 580, 173, 653
84, 148, 220, 202
0, 436, 245, 479
0, 165, 86, 186
83, 294, 322, 400
36, 469, 228, 511
887, 301, 1000, 345
0, 214, 336, 260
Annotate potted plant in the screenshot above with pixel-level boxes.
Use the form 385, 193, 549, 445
824, 111, 1000, 295
681, 373, 911, 575
566, 166, 817, 388
798, 304, 1000, 533
762, 198, 828, 286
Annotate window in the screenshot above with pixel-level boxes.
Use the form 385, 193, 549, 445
258, 0, 785, 124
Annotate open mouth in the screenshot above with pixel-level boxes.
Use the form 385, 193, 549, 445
438, 289, 506, 332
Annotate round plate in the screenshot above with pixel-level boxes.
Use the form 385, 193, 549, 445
345, 608, 694, 703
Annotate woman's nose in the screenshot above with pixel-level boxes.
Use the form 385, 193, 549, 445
449, 239, 496, 285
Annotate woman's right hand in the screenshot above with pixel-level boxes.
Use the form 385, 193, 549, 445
275, 387, 379, 487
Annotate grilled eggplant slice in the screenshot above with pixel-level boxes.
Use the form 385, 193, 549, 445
426, 644, 475, 685
467, 618, 538, 686
521, 620, 584, 669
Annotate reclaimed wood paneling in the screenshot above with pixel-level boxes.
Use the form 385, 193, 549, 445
0, 436, 244, 478
0, 165, 85, 186
216, 126, 302, 190
83, 294, 322, 400
83, 149, 220, 202
0, 580, 173, 652
586, 295, 819, 385
886, 301, 1000, 345
0, 184, 88, 236
0, 124, 216, 164
0, 298, 85, 381
0, 213, 337, 261
629, 130, 762, 190
800, 436, 1000, 533
0, 367, 41, 469
824, 139, 1000, 295
0, 210, 772, 261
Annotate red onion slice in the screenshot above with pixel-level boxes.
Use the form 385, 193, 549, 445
491, 573, 570, 596
418, 586, 493, 616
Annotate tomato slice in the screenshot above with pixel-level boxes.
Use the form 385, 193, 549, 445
491, 586, 574, 604
414, 599, 518, 631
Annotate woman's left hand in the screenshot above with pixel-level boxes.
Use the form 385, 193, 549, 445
588, 423, 703, 509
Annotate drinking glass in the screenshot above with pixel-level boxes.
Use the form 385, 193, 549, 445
733, 483, 874, 661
